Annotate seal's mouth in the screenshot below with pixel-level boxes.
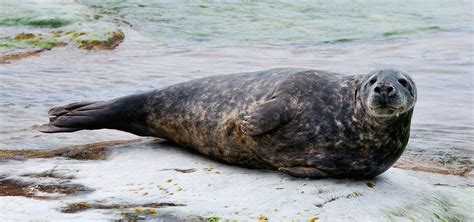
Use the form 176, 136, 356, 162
370, 104, 404, 116
367, 92, 406, 116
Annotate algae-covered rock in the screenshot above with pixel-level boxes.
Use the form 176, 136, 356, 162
0, 27, 125, 63
14, 33, 36, 40
0, 1, 126, 63
76, 29, 125, 50
0, 49, 46, 64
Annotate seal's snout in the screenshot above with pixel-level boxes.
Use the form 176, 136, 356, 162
373, 82, 396, 106
373, 83, 395, 96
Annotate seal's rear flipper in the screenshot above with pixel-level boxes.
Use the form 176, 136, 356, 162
38, 93, 153, 136
38, 100, 114, 133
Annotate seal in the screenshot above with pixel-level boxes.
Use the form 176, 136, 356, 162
39, 68, 417, 178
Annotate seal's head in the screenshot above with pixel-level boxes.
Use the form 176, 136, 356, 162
359, 69, 417, 117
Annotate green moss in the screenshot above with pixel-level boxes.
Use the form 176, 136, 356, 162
204, 216, 221, 222
0, 43, 17, 48
75, 202, 91, 207
1, 32, 67, 49
24, 39, 64, 48
72, 32, 86, 38
0, 18, 71, 28
14, 33, 36, 40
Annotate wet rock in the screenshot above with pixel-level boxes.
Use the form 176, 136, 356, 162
0, 32, 67, 63
21, 169, 75, 180
78, 29, 125, 50
0, 178, 91, 199
394, 156, 472, 177
0, 19, 125, 63
0, 49, 47, 64
61, 201, 185, 213
0, 139, 145, 160
0, 28, 125, 63
14, 33, 36, 40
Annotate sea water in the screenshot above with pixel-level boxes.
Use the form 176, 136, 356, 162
0, 0, 472, 173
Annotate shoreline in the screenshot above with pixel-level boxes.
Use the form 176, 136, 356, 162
0, 138, 471, 178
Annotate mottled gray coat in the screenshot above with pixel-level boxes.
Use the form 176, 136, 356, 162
40, 68, 417, 178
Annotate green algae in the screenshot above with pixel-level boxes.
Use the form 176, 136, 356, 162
204, 215, 221, 222
24, 39, 65, 48
14, 33, 36, 40
76, 29, 124, 50
26, 18, 71, 28
322, 38, 355, 44
0, 18, 71, 28
1, 34, 65, 50
0, 43, 16, 48
383, 26, 441, 37
0, 25, 124, 58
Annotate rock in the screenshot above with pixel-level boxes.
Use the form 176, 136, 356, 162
0, 139, 472, 221
78, 29, 125, 50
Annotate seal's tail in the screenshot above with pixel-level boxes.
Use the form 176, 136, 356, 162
38, 93, 153, 136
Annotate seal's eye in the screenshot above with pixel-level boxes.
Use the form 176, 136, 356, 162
369, 77, 377, 86
398, 79, 408, 87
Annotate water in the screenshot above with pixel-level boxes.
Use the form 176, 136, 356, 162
0, 0, 473, 172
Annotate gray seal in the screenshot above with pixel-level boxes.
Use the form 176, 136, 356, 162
39, 68, 417, 178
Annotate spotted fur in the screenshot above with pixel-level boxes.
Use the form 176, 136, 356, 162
40, 68, 417, 178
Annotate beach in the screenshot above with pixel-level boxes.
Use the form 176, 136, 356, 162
0, 0, 473, 221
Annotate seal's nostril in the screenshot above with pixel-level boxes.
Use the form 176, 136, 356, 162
387, 86, 394, 93
374, 86, 380, 93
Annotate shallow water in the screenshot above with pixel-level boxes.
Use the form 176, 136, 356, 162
0, 1, 473, 171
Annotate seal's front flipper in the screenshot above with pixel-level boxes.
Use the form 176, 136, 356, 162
39, 93, 153, 136
279, 167, 330, 178
240, 96, 296, 136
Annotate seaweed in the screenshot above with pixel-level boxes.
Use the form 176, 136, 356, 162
0, 18, 71, 28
